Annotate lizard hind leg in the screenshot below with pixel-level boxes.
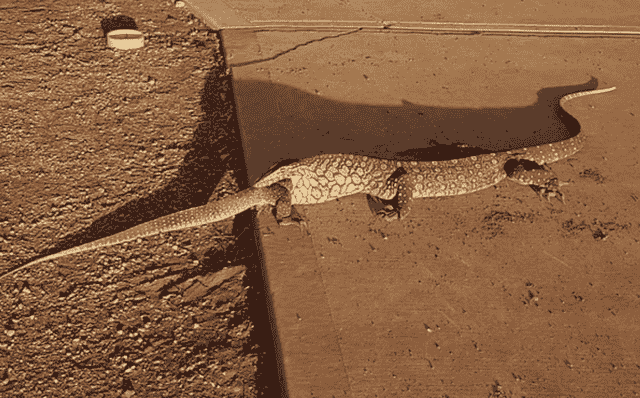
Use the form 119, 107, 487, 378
268, 180, 309, 233
505, 159, 569, 203
373, 173, 415, 221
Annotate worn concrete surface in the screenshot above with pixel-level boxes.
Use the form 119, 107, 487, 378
186, 0, 640, 396
184, 0, 640, 28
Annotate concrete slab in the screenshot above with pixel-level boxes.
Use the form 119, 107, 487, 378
184, 1, 640, 396
184, 0, 640, 29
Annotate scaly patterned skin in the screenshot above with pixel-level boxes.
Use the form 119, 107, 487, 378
1, 86, 615, 280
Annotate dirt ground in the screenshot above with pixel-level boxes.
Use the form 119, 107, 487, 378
0, 0, 280, 396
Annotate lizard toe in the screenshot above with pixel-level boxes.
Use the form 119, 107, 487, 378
376, 207, 401, 221
277, 207, 310, 235
533, 179, 569, 203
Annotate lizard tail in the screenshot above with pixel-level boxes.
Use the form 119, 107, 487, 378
516, 86, 617, 165
3, 187, 279, 279
555, 85, 617, 157
559, 86, 616, 108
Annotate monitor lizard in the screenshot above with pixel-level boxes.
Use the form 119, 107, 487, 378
1, 86, 616, 280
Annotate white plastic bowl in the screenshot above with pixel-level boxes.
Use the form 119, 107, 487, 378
107, 29, 144, 50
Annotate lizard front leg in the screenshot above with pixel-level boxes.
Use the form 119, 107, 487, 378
373, 169, 416, 221
505, 159, 569, 203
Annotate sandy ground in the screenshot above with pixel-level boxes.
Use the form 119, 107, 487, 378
0, 0, 277, 396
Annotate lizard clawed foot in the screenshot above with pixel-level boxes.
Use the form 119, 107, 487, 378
505, 160, 571, 204
276, 207, 310, 236
376, 205, 401, 221
533, 179, 570, 204
258, 204, 309, 234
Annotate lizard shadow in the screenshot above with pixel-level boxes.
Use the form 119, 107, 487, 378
234, 76, 599, 183
235, 76, 600, 213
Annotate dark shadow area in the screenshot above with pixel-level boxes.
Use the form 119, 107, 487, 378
100, 15, 138, 36
216, 73, 288, 397
235, 77, 598, 183
232, 210, 289, 398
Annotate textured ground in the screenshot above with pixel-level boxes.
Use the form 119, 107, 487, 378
2, 0, 640, 397
0, 0, 278, 396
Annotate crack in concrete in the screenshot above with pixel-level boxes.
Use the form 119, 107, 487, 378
229, 28, 363, 68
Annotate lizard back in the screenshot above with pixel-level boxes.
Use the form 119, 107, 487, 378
399, 152, 511, 198
254, 154, 401, 205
